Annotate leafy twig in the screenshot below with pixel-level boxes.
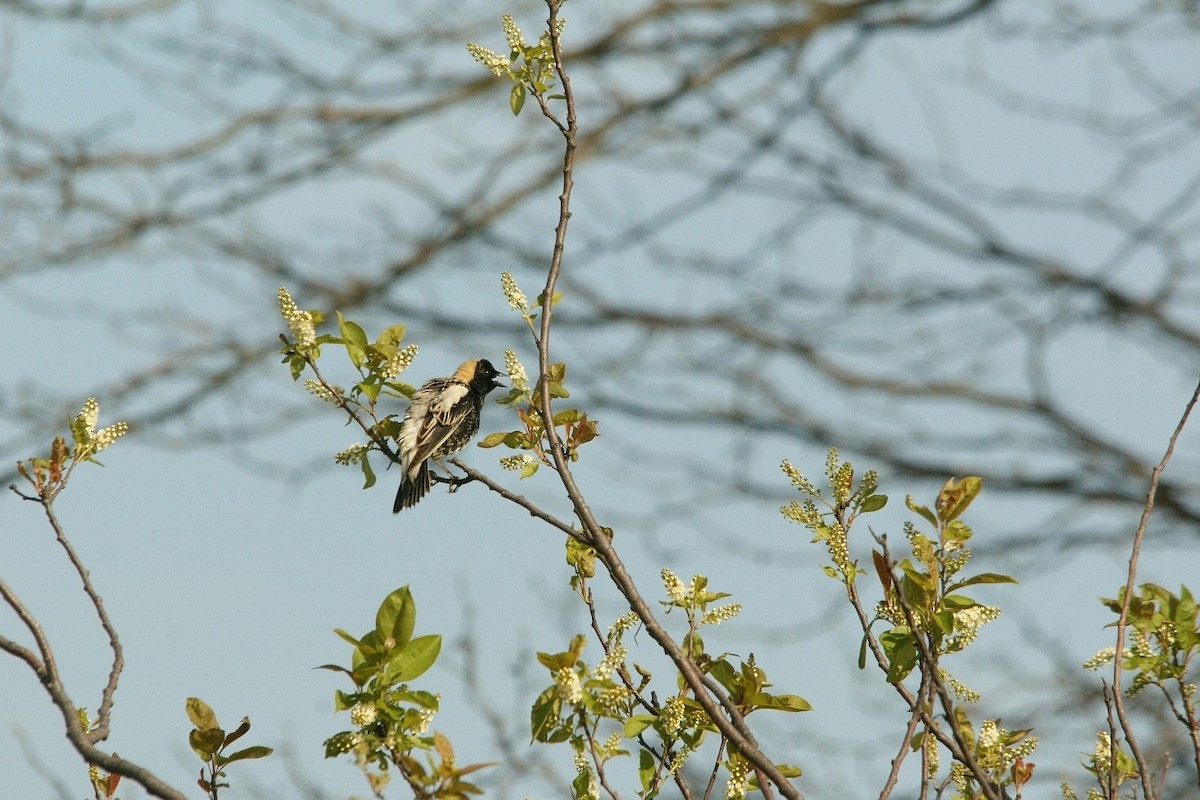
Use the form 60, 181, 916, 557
1111, 375, 1200, 800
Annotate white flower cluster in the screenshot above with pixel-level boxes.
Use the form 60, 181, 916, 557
502, 13, 524, 51
305, 379, 341, 404
76, 397, 129, 455
591, 645, 626, 680
278, 287, 316, 347
501, 272, 528, 311
500, 454, 535, 471
334, 443, 367, 465
505, 349, 529, 391
725, 760, 749, 800
701, 603, 741, 625
382, 344, 418, 379
554, 667, 583, 705
608, 611, 641, 637
350, 702, 377, 727
465, 42, 508, 76
661, 569, 687, 603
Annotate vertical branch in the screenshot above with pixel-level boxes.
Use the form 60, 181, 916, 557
522, 3, 800, 798
1111, 375, 1200, 800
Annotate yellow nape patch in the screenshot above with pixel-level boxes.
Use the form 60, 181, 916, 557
451, 359, 478, 382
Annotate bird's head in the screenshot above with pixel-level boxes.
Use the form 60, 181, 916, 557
455, 358, 505, 394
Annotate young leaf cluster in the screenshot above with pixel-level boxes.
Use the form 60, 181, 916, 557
466, 14, 565, 116
320, 587, 488, 800
15, 398, 128, 503
185, 697, 272, 799
477, 274, 598, 477
781, 450, 1028, 800
1099, 584, 1199, 699
480, 356, 598, 477
533, 567, 807, 800
277, 287, 421, 490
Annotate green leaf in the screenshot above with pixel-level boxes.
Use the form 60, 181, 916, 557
287, 353, 306, 380
332, 628, 362, 648
708, 658, 737, 693
375, 586, 416, 648
536, 650, 570, 672
638, 748, 656, 795
333, 690, 359, 711
552, 408, 583, 425
360, 456, 376, 489
943, 520, 973, 544
223, 717, 251, 747
478, 431, 511, 448
535, 291, 564, 307
222, 745, 273, 763
572, 766, 593, 799
386, 634, 442, 681
324, 731, 359, 758
375, 324, 406, 349
356, 631, 384, 669
905, 496, 938, 528
315, 663, 355, 678
623, 714, 657, 738
336, 312, 369, 368
530, 686, 565, 743
565, 537, 595, 577
879, 628, 917, 683
900, 568, 933, 609
519, 461, 539, 479
189, 727, 225, 762
186, 697, 219, 731
859, 494, 888, 513
510, 83, 526, 116
935, 476, 983, 523
357, 378, 382, 403
946, 572, 1018, 591
752, 693, 812, 712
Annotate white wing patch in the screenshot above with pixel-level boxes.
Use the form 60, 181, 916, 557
431, 382, 469, 421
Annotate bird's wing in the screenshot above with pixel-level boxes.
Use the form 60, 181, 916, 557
400, 380, 470, 472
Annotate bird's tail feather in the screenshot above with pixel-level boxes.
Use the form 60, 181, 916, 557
393, 460, 431, 513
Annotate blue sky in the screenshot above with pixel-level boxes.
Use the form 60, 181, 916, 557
3, 3, 1200, 799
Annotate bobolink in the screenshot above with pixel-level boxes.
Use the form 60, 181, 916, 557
393, 358, 504, 513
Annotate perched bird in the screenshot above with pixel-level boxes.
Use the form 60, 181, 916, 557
393, 358, 504, 513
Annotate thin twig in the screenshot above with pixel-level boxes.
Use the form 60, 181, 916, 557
42, 501, 124, 743
879, 675, 926, 800
0, 573, 57, 679
1112, 376, 1200, 800
877, 537, 1004, 800
449, 459, 586, 543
